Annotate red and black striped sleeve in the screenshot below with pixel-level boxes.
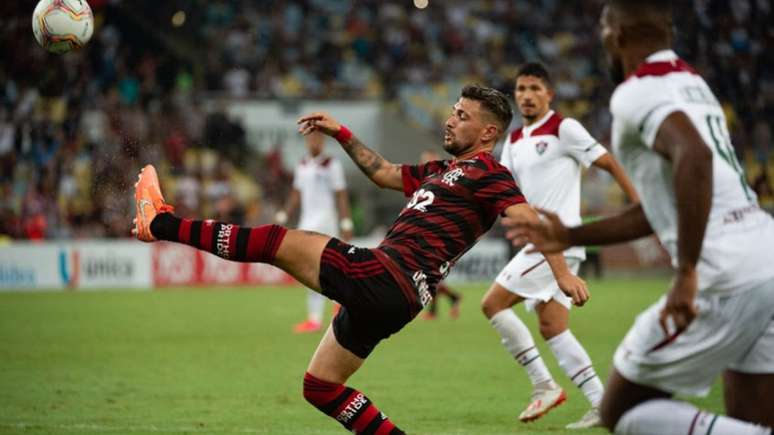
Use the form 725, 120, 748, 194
400, 160, 448, 197
470, 166, 527, 215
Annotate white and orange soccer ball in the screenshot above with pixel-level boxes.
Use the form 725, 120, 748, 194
32, 0, 94, 54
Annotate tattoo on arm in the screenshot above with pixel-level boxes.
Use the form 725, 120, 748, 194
343, 135, 386, 176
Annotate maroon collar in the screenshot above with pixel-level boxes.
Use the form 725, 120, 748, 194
627, 58, 697, 80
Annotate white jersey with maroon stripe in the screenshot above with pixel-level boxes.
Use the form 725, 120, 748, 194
610, 49, 774, 292
500, 110, 607, 261
293, 154, 346, 235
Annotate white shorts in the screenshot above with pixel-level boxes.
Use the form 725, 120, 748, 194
495, 251, 581, 312
613, 280, 774, 397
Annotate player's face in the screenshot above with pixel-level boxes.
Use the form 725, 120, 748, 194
600, 6, 626, 84
443, 98, 488, 156
305, 131, 325, 156
514, 76, 553, 122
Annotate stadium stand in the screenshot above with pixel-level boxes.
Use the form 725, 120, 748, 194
1, 0, 772, 241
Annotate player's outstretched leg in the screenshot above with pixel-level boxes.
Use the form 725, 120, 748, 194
133, 164, 328, 290
303, 326, 406, 434
536, 301, 604, 429
481, 283, 565, 422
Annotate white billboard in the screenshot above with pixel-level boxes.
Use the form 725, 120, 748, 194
0, 243, 65, 290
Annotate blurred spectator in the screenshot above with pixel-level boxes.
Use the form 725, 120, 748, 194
0, 0, 772, 240
753, 168, 774, 213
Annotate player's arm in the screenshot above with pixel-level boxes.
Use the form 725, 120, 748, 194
651, 111, 713, 333
592, 153, 640, 203
297, 112, 403, 191
504, 203, 590, 306
504, 202, 653, 253
275, 188, 300, 225
335, 190, 354, 241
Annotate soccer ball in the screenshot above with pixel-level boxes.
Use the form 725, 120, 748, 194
32, 0, 94, 54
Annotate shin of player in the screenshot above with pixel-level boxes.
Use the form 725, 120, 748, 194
482, 62, 639, 429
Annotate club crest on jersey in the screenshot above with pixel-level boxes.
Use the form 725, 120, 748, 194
442, 168, 464, 186
535, 141, 548, 155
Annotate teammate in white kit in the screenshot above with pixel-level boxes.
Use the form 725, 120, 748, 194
276, 131, 353, 333
481, 63, 640, 429
508, 2, 774, 434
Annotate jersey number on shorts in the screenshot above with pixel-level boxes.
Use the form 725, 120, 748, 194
406, 189, 435, 212
705, 115, 754, 201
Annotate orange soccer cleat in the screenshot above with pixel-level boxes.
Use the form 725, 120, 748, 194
132, 164, 174, 242
293, 319, 323, 334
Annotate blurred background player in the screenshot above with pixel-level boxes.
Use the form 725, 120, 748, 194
509, 2, 774, 434
418, 149, 462, 321
481, 63, 639, 429
276, 131, 353, 333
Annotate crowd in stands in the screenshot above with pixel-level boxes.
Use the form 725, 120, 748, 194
0, 0, 772, 241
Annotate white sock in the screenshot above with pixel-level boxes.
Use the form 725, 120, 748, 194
547, 329, 604, 407
307, 290, 324, 323
615, 399, 771, 435
490, 309, 554, 387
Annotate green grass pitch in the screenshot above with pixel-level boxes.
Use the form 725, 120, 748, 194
0, 278, 724, 434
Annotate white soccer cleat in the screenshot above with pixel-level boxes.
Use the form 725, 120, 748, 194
565, 407, 602, 429
519, 385, 567, 422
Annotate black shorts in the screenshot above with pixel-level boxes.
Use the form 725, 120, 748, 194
318, 238, 420, 358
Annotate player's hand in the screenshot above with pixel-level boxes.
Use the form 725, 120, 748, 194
341, 229, 353, 242
659, 268, 698, 336
503, 208, 571, 253
297, 112, 341, 137
556, 274, 589, 307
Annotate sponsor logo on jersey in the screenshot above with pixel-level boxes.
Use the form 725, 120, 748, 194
216, 224, 234, 259
412, 271, 433, 307
535, 141, 548, 155
442, 168, 465, 186
439, 261, 451, 278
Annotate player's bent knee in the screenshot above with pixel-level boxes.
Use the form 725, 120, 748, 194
481, 285, 516, 319
302, 372, 341, 408
538, 319, 565, 340
480, 295, 504, 319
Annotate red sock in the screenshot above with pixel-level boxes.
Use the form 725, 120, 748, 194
303, 372, 405, 435
150, 213, 287, 264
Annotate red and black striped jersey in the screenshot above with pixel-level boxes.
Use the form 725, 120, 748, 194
377, 151, 526, 305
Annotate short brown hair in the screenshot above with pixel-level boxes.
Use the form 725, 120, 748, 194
461, 84, 513, 133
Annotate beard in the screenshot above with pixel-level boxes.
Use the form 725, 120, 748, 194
607, 54, 626, 85
442, 132, 473, 157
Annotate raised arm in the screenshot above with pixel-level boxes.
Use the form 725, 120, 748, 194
298, 112, 404, 191
592, 153, 640, 203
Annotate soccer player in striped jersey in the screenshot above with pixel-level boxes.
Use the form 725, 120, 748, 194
508, 2, 774, 434
132, 85, 589, 434
482, 63, 639, 429
417, 149, 463, 321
